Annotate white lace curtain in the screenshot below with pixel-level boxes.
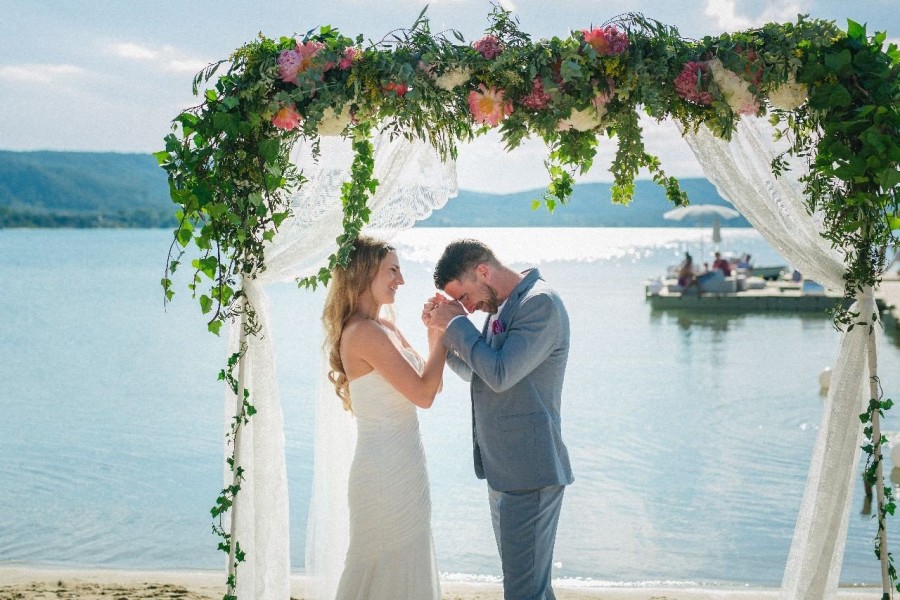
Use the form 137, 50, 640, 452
223, 133, 457, 600
682, 116, 875, 600
222, 117, 877, 600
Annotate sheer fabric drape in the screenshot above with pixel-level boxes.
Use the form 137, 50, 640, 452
682, 116, 873, 600
223, 133, 456, 600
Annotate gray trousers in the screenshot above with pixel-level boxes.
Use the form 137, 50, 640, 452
488, 484, 566, 600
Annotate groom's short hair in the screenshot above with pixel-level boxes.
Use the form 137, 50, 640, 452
433, 238, 498, 289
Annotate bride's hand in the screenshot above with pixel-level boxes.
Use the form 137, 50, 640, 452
421, 294, 450, 327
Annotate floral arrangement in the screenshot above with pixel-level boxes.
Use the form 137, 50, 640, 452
156, 10, 899, 597
157, 9, 898, 329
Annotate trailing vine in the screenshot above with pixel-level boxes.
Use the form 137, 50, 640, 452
156, 7, 899, 597
211, 343, 257, 600
861, 387, 898, 599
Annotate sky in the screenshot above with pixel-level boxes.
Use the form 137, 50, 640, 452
1, 0, 898, 192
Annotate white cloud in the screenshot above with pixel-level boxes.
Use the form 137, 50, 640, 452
704, 0, 810, 32
0, 64, 84, 84
109, 42, 159, 61
105, 41, 208, 74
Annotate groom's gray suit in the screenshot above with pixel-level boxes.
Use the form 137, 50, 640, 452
444, 268, 573, 600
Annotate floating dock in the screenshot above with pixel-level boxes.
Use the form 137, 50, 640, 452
646, 279, 895, 314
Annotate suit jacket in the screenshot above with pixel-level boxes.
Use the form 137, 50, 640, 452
444, 268, 574, 492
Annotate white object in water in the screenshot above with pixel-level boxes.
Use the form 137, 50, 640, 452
819, 367, 832, 393
646, 278, 663, 296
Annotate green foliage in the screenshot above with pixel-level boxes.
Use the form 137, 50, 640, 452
158, 8, 898, 334
861, 388, 900, 595
776, 21, 900, 328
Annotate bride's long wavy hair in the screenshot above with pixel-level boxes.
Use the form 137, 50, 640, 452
322, 235, 395, 412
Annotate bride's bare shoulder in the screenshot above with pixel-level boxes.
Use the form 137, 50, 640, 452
341, 316, 388, 346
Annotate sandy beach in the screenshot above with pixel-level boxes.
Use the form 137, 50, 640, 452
0, 567, 879, 600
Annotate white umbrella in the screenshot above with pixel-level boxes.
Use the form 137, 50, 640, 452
663, 204, 741, 245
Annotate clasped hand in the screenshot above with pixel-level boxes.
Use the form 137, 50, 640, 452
421, 293, 466, 332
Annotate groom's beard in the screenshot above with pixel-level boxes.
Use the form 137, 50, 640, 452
480, 283, 501, 314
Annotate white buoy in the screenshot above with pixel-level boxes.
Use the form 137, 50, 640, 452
891, 439, 900, 469
819, 367, 832, 394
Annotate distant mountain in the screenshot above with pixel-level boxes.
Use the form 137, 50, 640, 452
419, 179, 751, 227
0, 150, 750, 228
0, 150, 173, 227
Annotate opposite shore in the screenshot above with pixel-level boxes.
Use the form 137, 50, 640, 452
0, 566, 879, 600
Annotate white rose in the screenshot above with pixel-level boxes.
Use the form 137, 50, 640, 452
434, 67, 472, 91
317, 104, 353, 137
556, 106, 602, 132
768, 76, 808, 111
708, 58, 760, 116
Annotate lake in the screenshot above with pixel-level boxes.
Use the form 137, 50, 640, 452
2, 227, 899, 588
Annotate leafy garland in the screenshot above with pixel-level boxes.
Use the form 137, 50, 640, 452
156, 7, 900, 598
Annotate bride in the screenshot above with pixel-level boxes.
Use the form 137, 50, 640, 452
321, 235, 446, 600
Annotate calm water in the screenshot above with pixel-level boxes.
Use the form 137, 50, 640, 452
3, 227, 900, 587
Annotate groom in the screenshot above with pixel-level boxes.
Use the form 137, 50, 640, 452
427, 238, 573, 600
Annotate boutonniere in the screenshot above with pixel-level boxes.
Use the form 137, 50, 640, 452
491, 318, 505, 335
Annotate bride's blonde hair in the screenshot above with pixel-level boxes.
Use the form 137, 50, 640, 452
322, 235, 395, 412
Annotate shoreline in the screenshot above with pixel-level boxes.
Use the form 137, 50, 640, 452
0, 566, 878, 599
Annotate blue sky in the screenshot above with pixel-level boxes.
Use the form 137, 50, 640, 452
1, 0, 897, 192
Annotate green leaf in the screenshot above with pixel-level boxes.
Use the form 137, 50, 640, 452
176, 226, 193, 248
846, 19, 866, 41
199, 295, 213, 314
878, 168, 900, 190
824, 49, 852, 73
208, 320, 223, 336
259, 138, 281, 163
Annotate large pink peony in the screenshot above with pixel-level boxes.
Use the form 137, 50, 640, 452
278, 40, 326, 84
582, 26, 629, 56
468, 84, 513, 127
272, 104, 302, 130
472, 35, 503, 60
674, 61, 713, 106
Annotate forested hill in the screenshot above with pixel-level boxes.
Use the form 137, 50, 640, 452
0, 151, 173, 227
425, 179, 750, 227
0, 150, 750, 228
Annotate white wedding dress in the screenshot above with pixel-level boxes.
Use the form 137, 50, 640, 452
334, 347, 441, 600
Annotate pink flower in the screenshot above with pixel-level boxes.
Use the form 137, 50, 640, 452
472, 35, 503, 60
278, 50, 303, 83
582, 26, 629, 56
468, 84, 513, 127
339, 47, 361, 70
383, 81, 409, 97
674, 61, 713, 106
278, 40, 326, 84
520, 77, 551, 110
271, 104, 302, 130
491, 318, 505, 335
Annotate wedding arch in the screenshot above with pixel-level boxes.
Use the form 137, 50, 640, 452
156, 8, 900, 600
